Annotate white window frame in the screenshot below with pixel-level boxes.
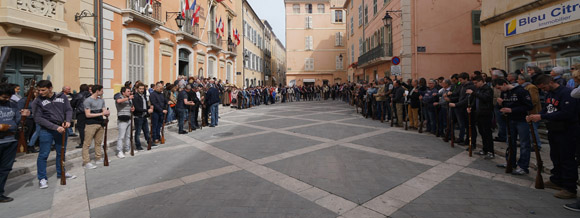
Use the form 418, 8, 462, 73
305, 16, 313, 29
128, 41, 145, 83
335, 32, 343, 47
358, 5, 363, 26
317, 4, 325, 13
305, 58, 314, 71
293, 4, 300, 14
336, 55, 343, 70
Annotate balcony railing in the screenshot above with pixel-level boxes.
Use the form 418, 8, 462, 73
181, 23, 200, 38
358, 43, 393, 66
227, 39, 237, 54
122, 0, 163, 33
208, 31, 223, 49
126, 0, 162, 21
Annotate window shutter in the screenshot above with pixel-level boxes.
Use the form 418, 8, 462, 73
309, 36, 313, 50
339, 32, 343, 46
358, 5, 362, 26
472, 10, 481, 44
335, 32, 339, 46
331, 10, 335, 23
309, 16, 313, 28
305, 16, 309, 28
305, 36, 309, 50
311, 58, 314, 70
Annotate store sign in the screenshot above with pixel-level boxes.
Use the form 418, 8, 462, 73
505, 0, 580, 37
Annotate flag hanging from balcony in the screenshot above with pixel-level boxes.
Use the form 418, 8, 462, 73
220, 18, 225, 35
216, 0, 224, 2
190, 0, 196, 12
234, 29, 240, 46
181, 0, 186, 17
216, 18, 222, 38
185, 0, 189, 10
193, 7, 200, 25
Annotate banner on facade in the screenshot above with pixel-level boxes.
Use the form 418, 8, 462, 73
505, 0, 580, 37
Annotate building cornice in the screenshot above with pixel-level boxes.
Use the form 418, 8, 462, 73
480, 0, 558, 26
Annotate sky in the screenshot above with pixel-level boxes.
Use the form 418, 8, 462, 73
246, 0, 286, 47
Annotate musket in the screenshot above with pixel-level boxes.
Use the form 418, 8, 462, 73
391, 100, 395, 127
161, 105, 167, 144
418, 101, 424, 133
449, 107, 455, 147
404, 101, 409, 130
505, 114, 514, 173
435, 104, 440, 137
130, 99, 134, 156
60, 126, 66, 185
18, 80, 35, 153
147, 106, 153, 150
529, 121, 544, 189
467, 94, 473, 157
103, 108, 109, 166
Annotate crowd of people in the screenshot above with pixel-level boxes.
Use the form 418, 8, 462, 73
319, 66, 579, 212
0, 68, 579, 212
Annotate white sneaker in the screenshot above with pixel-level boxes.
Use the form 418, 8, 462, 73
95, 160, 104, 165
39, 179, 48, 189
64, 173, 77, 179
117, 152, 125, 159
84, 162, 98, 169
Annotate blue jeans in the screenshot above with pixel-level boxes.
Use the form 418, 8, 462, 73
506, 120, 531, 172
134, 116, 150, 149
494, 108, 507, 141
426, 108, 436, 133
152, 112, 163, 141
296, 93, 301, 101
210, 103, 219, 126
167, 107, 175, 123
177, 108, 187, 132
37, 128, 68, 180
28, 124, 41, 146
375, 101, 386, 120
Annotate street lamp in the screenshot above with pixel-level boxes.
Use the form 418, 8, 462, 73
166, 12, 186, 29
382, 10, 402, 27
339, 54, 343, 62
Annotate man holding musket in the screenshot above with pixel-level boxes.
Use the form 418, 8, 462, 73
33, 80, 76, 189
150, 82, 167, 143
527, 74, 578, 199
132, 83, 154, 150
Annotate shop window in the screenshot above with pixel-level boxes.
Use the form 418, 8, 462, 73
507, 35, 580, 75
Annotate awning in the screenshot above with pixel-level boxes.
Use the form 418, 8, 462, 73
303, 79, 315, 82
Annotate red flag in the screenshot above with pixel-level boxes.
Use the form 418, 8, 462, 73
216, 0, 224, 2
220, 18, 225, 35
185, 0, 189, 11
192, 6, 200, 25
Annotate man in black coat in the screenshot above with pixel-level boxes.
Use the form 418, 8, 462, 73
132, 83, 155, 149
467, 76, 494, 159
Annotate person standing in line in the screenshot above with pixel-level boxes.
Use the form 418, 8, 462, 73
33, 80, 77, 188
132, 83, 154, 150
176, 85, 195, 134
81, 85, 109, 170
493, 78, 533, 176
72, 84, 91, 149
528, 74, 578, 200
206, 83, 220, 127
467, 76, 495, 159
114, 87, 135, 159
563, 69, 580, 211
150, 82, 167, 144
0, 84, 30, 202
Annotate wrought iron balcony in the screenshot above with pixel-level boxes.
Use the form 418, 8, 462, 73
358, 43, 393, 67
122, 0, 163, 33
177, 23, 200, 43
208, 31, 223, 51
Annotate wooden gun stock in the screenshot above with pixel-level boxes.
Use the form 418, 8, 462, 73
505, 115, 514, 173
17, 80, 36, 153
418, 102, 424, 133
435, 105, 440, 137
147, 114, 153, 150
60, 130, 66, 185
103, 108, 109, 166
161, 111, 167, 144
529, 121, 544, 189
130, 114, 134, 156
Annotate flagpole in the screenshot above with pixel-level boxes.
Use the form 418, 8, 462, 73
200, 0, 214, 43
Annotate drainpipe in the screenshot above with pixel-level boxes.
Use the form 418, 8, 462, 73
361, 0, 365, 81
94, 0, 99, 84
99, 0, 104, 85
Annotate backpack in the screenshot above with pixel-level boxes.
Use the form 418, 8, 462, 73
72, 91, 90, 115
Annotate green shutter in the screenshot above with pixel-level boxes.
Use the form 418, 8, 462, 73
472, 10, 481, 44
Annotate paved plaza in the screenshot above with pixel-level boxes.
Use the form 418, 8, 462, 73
1, 101, 578, 218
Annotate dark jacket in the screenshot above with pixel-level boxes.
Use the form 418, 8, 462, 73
422, 87, 439, 109
393, 86, 405, 103
150, 90, 167, 113
472, 84, 494, 116
32, 92, 73, 130
0, 100, 21, 143
205, 87, 220, 106
133, 92, 150, 117
71, 91, 91, 115
498, 85, 533, 122
540, 86, 578, 123
455, 81, 476, 109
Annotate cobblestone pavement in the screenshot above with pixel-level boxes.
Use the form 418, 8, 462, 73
1, 101, 578, 218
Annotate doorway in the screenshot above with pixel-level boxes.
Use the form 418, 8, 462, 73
2, 48, 43, 96
178, 49, 190, 77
